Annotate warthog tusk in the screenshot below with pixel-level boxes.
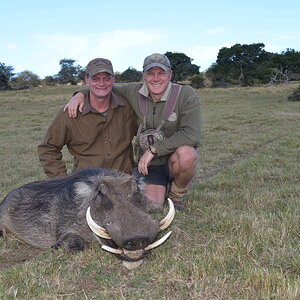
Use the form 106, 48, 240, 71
159, 198, 175, 231
86, 206, 112, 239
102, 245, 123, 254
144, 231, 172, 250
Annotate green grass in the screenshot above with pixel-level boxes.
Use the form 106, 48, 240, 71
0, 83, 299, 299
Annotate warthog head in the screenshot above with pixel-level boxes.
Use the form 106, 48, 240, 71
86, 198, 174, 267
73, 169, 175, 268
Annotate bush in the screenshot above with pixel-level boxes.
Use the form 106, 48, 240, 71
42, 76, 58, 86
119, 67, 142, 83
288, 85, 300, 101
10, 71, 41, 89
190, 73, 206, 89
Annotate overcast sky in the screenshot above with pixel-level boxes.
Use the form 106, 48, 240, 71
1, 0, 300, 78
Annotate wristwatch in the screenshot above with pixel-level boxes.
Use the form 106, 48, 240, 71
148, 146, 157, 155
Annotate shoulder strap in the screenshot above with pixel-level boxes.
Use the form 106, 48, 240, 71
138, 93, 147, 116
162, 84, 181, 121
157, 83, 181, 131
137, 93, 147, 129
137, 83, 181, 131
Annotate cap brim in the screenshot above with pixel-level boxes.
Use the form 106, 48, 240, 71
143, 63, 170, 72
90, 69, 114, 77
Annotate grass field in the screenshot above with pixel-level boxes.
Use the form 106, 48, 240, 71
0, 83, 299, 299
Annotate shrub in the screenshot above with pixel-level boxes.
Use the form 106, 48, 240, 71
42, 76, 58, 86
288, 85, 300, 101
190, 73, 206, 89
10, 70, 41, 89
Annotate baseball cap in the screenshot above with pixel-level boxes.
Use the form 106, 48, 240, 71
86, 58, 114, 77
143, 53, 171, 72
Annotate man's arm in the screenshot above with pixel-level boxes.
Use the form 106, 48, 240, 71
38, 109, 69, 178
63, 88, 89, 118
63, 85, 133, 118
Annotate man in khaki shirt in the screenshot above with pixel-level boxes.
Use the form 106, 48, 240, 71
38, 58, 136, 178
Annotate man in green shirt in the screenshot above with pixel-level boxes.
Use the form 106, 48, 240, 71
38, 58, 136, 178
65, 53, 201, 210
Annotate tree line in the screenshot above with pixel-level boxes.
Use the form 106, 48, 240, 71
1, 43, 300, 90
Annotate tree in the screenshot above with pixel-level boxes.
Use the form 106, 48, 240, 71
267, 67, 289, 85
120, 67, 142, 82
213, 43, 271, 86
278, 49, 300, 73
251, 49, 300, 84
77, 67, 86, 82
164, 52, 200, 82
10, 70, 41, 89
56, 59, 83, 85
0, 62, 14, 90
114, 71, 122, 83
267, 49, 300, 83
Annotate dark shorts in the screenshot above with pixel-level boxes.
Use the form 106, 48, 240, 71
132, 163, 171, 188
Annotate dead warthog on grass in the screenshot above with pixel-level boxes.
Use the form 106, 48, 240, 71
0, 167, 175, 268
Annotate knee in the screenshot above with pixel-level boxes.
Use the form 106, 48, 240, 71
171, 146, 198, 167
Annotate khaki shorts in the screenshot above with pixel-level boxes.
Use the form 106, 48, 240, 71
132, 164, 171, 188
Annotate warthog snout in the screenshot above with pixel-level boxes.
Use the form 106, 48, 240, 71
122, 232, 151, 250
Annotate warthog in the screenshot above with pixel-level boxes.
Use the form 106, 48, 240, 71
0, 167, 175, 268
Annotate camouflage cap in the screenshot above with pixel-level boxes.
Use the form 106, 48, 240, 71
143, 53, 171, 72
86, 58, 114, 77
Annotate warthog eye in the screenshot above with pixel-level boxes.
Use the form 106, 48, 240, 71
97, 190, 105, 197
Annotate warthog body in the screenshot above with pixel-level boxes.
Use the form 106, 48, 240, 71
0, 167, 174, 264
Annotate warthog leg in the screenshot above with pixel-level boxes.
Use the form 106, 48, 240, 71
52, 233, 85, 251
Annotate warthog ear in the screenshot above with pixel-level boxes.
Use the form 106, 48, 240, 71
98, 182, 110, 196
74, 182, 94, 198
101, 176, 138, 194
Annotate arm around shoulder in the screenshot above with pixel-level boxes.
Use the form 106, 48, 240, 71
73, 87, 89, 97
63, 87, 89, 118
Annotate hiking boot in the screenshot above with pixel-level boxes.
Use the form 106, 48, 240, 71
168, 181, 188, 211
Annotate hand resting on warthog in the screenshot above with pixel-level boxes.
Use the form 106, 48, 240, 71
0, 167, 175, 269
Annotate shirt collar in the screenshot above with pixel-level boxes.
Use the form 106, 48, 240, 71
82, 92, 125, 114
138, 82, 172, 102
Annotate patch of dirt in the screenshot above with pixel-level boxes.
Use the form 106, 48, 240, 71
192, 136, 283, 184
